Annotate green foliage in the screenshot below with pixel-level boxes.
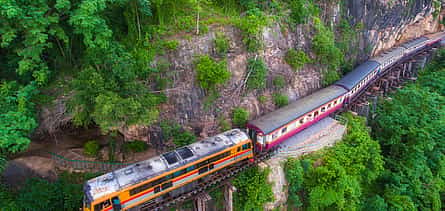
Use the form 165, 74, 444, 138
273, 93, 288, 107
160, 121, 196, 147
285, 49, 311, 71
287, 0, 319, 24
1, 172, 98, 210
173, 131, 197, 147
233, 167, 274, 210
214, 32, 230, 55
371, 59, 445, 210
258, 95, 267, 104
195, 55, 231, 91
284, 158, 304, 209
0, 82, 38, 154
286, 113, 384, 210
237, 8, 268, 52
162, 40, 180, 51
91, 92, 161, 133
160, 120, 182, 140
246, 58, 268, 90
322, 69, 340, 86
0, 0, 71, 85
122, 140, 148, 153
273, 75, 286, 89
218, 117, 232, 131
83, 140, 100, 157
312, 18, 344, 70
232, 108, 249, 128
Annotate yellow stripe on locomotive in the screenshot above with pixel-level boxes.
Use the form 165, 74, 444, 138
83, 129, 253, 211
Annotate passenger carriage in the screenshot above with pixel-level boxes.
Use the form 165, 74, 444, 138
247, 86, 348, 152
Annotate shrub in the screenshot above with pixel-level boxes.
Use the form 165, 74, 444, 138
122, 140, 148, 153
215, 32, 230, 55
285, 49, 311, 71
237, 8, 268, 52
160, 120, 181, 140
322, 69, 340, 86
160, 120, 196, 147
258, 95, 267, 104
195, 55, 231, 91
273, 93, 289, 107
247, 58, 268, 90
162, 40, 179, 51
83, 140, 100, 157
273, 75, 286, 89
288, 0, 319, 25
219, 117, 232, 131
233, 166, 274, 210
173, 131, 196, 147
311, 18, 344, 70
232, 108, 249, 128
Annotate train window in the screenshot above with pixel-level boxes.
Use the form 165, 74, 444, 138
130, 182, 151, 196
299, 118, 304, 124
281, 127, 287, 134
94, 199, 111, 211
151, 177, 165, 187
248, 143, 252, 148
242, 143, 250, 150
161, 181, 173, 190
154, 186, 161, 193
209, 164, 214, 170
321, 107, 326, 112
199, 166, 209, 174
272, 132, 278, 140
186, 165, 196, 172
237, 147, 241, 152
327, 104, 331, 108
173, 169, 187, 178
334, 100, 337, 105
162, 151, 179, 165
176, 147, 194, 160
314, 111, 319, 117
196, 160, 209, 168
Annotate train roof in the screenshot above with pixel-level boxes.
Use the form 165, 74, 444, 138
248, 85, 347, 135
335, 61, 380, 90
369, 47, 405, 64
424, 31, 445, 42
84, 129, 248, 202
401, 37, 428, 49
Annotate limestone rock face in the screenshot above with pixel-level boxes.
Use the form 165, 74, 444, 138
346, 0, 441, 54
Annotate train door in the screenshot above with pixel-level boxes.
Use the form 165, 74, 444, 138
248, 129, 262, 152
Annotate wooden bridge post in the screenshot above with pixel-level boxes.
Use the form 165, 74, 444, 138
194, 192, 212, 211
224, 183, 236, 211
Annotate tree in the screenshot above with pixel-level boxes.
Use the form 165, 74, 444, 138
232, 167, 274, 210
0, 82, 37, 154
0, 0, 70, 85
246, 58, 268, 90
195, 55, 231, 91
232, 108, 249, 128
284, 158, 304, 208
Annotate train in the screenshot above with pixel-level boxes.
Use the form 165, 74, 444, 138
83, 31, 445, 211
